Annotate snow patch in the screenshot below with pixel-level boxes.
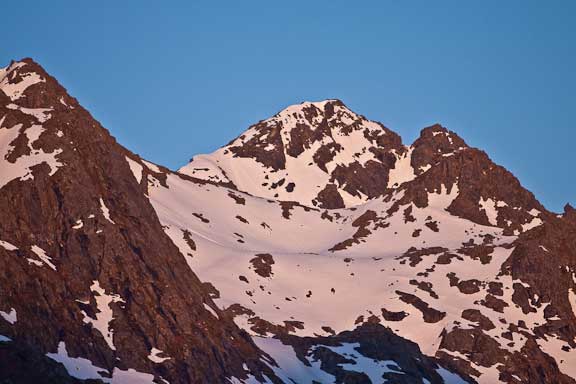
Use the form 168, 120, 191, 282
110, 368, 159, 384
537, 334, 576, 379
522, 217, 543, 232
142, 160, 161, 173
0, 240, 18, 251
436, 367, 468, 384
72, 220, 84, 229
148, 347, 171, 363
81, 281, 124, 351
528, 208, 541, 216
126, 157, 143, 184
47, 342, 109, 381
387, 147, 415, 188
419, 164, 432, 173
203, 303, 219, 319
0, 67, 44, 100
0, 119, 63, 189
253, 337, 335, 383
6, 103, 52, 123
479, 197, 498, 226
0, 308, 17, 324
47, 342, 158, 383
99, 198, 115, 224
569, 289, 576, 319
30, 245, 56, 270
326, 342, 405, 382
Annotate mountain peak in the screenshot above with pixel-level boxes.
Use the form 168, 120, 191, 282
408, 123, 469, 177
416, 123, 468, 148
0, 58, 47, 103
0, 57, 109, 191
181, 99, 405, 208
419, 122, 446, 133
1, 58, 78, 111
180, 99, 550, 238
264, 99, 366, 136
274, 98, 344, 115
564, 203, 576, 217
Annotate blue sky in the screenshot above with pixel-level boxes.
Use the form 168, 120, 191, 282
2, 1, 574, 211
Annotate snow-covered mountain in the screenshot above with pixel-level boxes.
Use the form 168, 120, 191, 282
1, 58, 576, 384
180, 99, 405, 209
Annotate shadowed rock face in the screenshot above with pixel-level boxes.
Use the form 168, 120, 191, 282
2, 58, 576, 384
277, 323, 477, 384
0, 341, 82, 384
387, 126, 549, 234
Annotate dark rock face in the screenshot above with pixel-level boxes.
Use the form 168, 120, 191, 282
504, 212, 576, 346
228, 118, 287, 171
0, 59, 276, 384
278, 323, 474, 384
316, 183, 345, 209
432, 211, 576, 384
0, 341, 88, 384
410, 124, 468, 176
396, 291, 446, 323
381, 308, 409, 322
250, 254, 275, 278
393, 140, 548, 234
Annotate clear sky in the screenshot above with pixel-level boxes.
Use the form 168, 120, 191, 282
2, 1, 574, 212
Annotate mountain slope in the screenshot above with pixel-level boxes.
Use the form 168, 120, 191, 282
160, 104, 575, 383
1, 58, 575, 384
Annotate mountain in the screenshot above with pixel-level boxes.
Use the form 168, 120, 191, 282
180, 99, 404, 209
1, 58, 575, 384
0, 59, 275, 384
